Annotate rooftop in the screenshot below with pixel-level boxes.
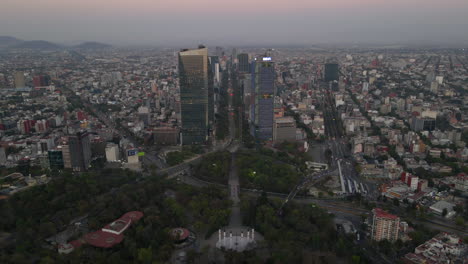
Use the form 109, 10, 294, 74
373, 208, 399, 220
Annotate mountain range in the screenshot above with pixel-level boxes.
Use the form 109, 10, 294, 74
0, 36, 112, 50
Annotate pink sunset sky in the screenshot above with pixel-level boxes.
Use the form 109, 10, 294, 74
2, 0, 468, 45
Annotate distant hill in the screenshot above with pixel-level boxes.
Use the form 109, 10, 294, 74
74, 41, 112, 49
0, 36, 23, 48
13, 40, 61, 49
0, 36, 111, 50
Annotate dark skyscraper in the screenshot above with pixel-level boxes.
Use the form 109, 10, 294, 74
238, 53, 250, 73
250, 56, 275, 141
179, 46, 209, 145
207, 57, 215, 127
48, 149, 64, 170
324, 63, 339, 82
67, 131, 91, 171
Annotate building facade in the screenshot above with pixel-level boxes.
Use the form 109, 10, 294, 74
0, 147, 6, 166
238, 53, 250, 73
371, 208, 400, 242
48, 149, 64, 170
250, 56, 275, 141
65, 131, 91, 171
273, 117, 297, 142
324, 63, 339, 82
105, 143, 120, 162
14, 71, 25, 88
179, 46, 209, 145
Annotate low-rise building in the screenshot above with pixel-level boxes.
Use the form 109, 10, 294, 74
273, 117, 297, 142
403, 233, 466, 264
429, 201, 456, 218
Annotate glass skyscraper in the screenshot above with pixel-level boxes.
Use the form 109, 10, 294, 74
250, 56, 275, 141
324, 63, 339, 82
179, 46, 209, 145
237, 53, 250, 73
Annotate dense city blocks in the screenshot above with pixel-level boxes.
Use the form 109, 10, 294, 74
1, 1, 468, 262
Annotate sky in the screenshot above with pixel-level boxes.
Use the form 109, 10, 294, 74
1, 0, 468, 46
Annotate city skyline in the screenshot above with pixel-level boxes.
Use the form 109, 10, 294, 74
1, 1, 468, 263
2, 0, 468, 46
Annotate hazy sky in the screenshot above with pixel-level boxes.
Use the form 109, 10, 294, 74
2, 0, 468, 46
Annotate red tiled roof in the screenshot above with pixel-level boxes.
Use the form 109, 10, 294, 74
69, 239, 83, 249
84, 231, 123, 248
374, 208, 399, 220
67, 211, 144, 249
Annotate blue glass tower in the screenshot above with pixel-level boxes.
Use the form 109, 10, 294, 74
250, 57, 275, 141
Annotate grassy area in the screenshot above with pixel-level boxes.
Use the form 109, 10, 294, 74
192, 151, 231, 184
237, 151, 301, 193
238, 194, 366, 263
166, 150, 195, 166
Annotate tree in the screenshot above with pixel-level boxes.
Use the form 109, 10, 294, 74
455, 216, 465, 226
453, 204, 464, 215
137, 247, 153, 264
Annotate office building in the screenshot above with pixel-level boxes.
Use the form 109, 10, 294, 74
250, 56, 275, 141
126, 148, 139, 164
429, 201, 456, 218
273, 117, 297, 142
138, 106, 150, 127
64, 131, 91, 171
38, 137, 55, 154
371, 208, 400, 242
324, 63, 339, 82
33, 75, 50, 88
410, 117, 436, 132
179, 46, 209, 145
48, 149, 64, 170
0, 147, 6, 166
208, 56, 215, 126
238, 53, 250, 73
105, 143, 120, 162
231, 48, 238, 62
153, 127, 180, 145
14, 71, 25, 88
209, 56, 220, 85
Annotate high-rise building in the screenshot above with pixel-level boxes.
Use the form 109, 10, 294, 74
48, 148, 64, 170
65, 131, 91, 171
138, 106, 150, 127
410, 117, 436, 132
238, 53, 250, 73
33, 75, 50, 88
371, 208, 400, 242
0, 147, 6, 166
105, 143, 120, 162
250, 56, 275, 141
231, 48, 238, 62
208, 56, 215, 126
324, 63, 339, 82
179, 46, 209, 145
215, 46, 223, 58
14, 72, 25, 88
209, 56, 220, 85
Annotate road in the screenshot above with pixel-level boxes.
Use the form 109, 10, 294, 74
321, 84, 378, 198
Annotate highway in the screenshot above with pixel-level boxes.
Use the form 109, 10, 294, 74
320, 84, 377, 198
